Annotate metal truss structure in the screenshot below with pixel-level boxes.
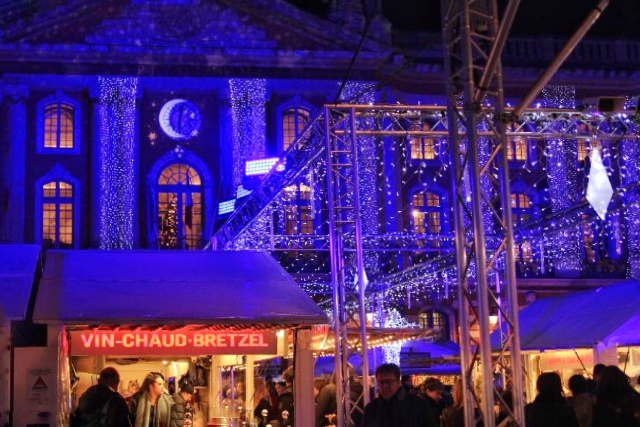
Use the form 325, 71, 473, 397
441, 0, 524, 424
209, 101, 638, 426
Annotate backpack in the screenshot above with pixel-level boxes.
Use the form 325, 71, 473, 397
74, 395, 114, 427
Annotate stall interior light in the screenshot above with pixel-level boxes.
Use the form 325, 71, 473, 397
313, 329, 435, 356
218, 199, 236, 215
245, 157, 284, 176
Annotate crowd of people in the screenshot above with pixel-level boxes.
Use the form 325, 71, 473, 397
313, 362, 640, 427
71, 366, 297, 427
71, 362, 640, 427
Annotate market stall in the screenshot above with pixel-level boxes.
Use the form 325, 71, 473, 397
18, 250, 327, 427
490, 279, 640, 399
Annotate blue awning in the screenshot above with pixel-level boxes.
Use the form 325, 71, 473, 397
0, 244, 41, 321
33, 250, 327, 326
491, 279, 640, 351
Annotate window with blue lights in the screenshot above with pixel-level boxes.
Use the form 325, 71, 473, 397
283, 183, 313, 235
511, 192, 534, 267
581, 213, 621, 276
507, 137, 528, 162
412, 191, 441, 234
419, 310, 448, 339
36, 91, 81, 154
41, 180, 74, 249
411, 190, 445, 258
410, 123, 437, 161
282, 106, 310, 151
157, 164, 202, 250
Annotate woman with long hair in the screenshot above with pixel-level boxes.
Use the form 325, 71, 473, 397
591, 365, 640, 427
524, 372, 578, 427
441, 379, 464, 427
129, 372, 174, 427
253, 378, 274, 427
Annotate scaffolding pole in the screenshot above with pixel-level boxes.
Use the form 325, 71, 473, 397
441, 0, 525, 426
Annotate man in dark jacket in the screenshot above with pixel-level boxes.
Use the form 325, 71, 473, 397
74, 367, 131, 427
363, 363, 438, 427
171, 380, 194, 427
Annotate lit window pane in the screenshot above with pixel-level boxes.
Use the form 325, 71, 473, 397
282, 108, 309, 151
157, 164, 203, 250
41, 181, 74, 248
43, 103, 75, 149
413, 211, 425, 234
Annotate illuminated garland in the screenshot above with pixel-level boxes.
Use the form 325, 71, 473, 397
380, 308, 417, 365
542, 86, 581, 276
98, 76, 137, 249
621, 139, 640, 277
342, 82, 381, 281
229, 79, 267, 189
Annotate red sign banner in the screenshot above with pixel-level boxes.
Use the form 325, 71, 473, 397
69, 330, 278, 356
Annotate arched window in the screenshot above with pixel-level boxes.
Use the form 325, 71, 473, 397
41, 180, 74, 249
412, 191, 441, 234
36, 164, 80, 249
157, 164, 202, 250
283, 183, 313, 235
36, 91, 81, 154
282, 107, 310, 151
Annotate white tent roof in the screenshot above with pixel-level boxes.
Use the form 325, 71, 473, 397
0, 244, 41, 321
491, 279, 640, 351
33, 250, 327, 327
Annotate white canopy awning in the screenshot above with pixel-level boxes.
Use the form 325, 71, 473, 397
491, 279, 640, 351
0, 244, 41, 321
33, 250, 327, 327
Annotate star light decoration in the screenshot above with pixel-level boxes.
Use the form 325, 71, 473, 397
586, 148, 613, 220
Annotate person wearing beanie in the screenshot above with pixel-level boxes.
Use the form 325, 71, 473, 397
171, 379, 195, 427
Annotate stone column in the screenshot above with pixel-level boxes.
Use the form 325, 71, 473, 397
218, 88, 235, 199
89, 85, 102, 248
96, 76, 139, 249
1, 85, 28, 242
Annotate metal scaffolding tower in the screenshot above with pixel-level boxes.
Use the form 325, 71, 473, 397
441, 0, 525, 425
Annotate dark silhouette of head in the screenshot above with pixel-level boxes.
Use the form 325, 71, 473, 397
597, 365, 632, 400
593, 363, 606, 382
568, 374, 588, 395
98, 367, 120, 389
536, 372, 564, 399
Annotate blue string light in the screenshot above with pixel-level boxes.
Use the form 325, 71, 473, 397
98, 76, 138, 249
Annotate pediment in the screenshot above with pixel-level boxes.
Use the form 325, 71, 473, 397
0, 0, 389, 54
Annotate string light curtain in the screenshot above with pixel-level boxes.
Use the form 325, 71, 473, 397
98, 76, 138, 249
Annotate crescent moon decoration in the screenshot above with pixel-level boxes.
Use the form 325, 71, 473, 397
159, 98, 188, 140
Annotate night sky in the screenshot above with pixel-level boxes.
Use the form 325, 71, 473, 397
289, 0, 640, 38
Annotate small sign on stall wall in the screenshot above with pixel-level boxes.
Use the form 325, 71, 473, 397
27, 368, 53, 406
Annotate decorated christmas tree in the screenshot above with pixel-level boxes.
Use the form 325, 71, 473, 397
160, 196, 178, 249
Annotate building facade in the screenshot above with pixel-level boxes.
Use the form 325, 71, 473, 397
0, 0, 639, 373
